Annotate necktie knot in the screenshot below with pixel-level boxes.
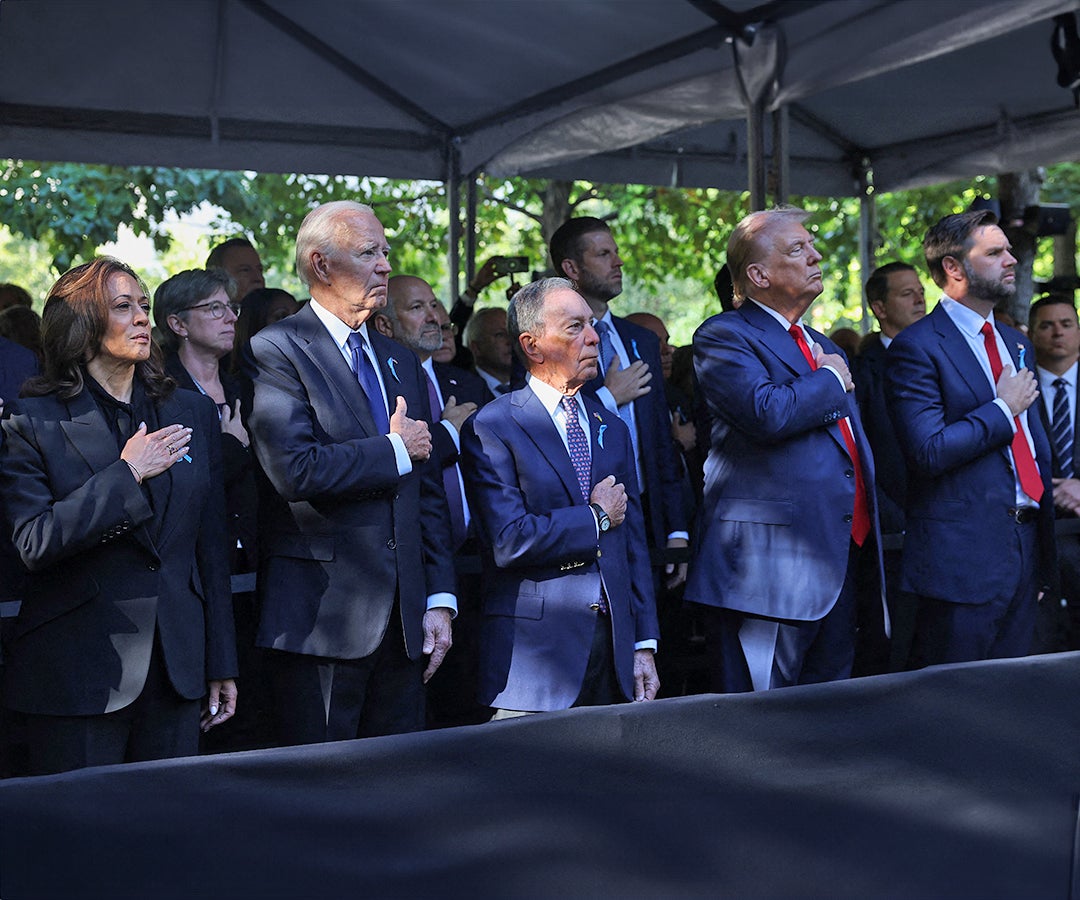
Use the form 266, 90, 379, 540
1055, 376, 1069, 391
346, 331, 366, 354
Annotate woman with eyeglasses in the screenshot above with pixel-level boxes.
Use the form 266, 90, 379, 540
154, 268, 268, 752
0, 257, 237, 775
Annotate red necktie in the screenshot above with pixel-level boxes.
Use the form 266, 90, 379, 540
980, 322, 1043, 503
788, 325, 870, 546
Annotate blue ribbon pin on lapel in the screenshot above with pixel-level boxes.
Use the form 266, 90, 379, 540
594, 412, 607, 449
1017, 344, 1026, 369
387, 357, 400, 383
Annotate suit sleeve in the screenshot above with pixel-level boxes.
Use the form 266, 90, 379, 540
460, 415, 600, 570
885, 332, 1014, 478
0, 405, 153, 573
694, 316, 849, 442
248, 331, 401, 502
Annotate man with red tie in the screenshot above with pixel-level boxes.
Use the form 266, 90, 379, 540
886, 210, 1057, 667
686, 207, 885, 692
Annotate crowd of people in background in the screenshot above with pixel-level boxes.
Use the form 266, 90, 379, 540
0, 198, 1075, 777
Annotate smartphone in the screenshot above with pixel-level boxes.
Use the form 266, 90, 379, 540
491, 255, 530, 277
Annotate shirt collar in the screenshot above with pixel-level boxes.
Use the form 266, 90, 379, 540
309, 296, 372, 350
528, 373, 583, 417
939, 294, 995, 339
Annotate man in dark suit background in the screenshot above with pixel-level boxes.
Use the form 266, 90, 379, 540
686, 206, 885, 692
852, 261, 926, 673
1030, 294, 1080, 651
886, 210, 1057, 667
247, 201, 457, 745
374, 273, 494, 726
460, 277, 659, 715
549, 217, 689, 593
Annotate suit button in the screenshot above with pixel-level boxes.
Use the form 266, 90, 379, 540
845, 469, 854, 478
597, 549, 602, 558
386, 539, 397, 550
148, 563, 159, 571
843, 514, 853, 523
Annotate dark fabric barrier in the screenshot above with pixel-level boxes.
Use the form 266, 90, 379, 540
3, 652, 1080, 899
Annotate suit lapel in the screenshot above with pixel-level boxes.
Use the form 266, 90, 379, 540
740, 301, 811, 377
368, 330, 404, 417
59, 390, 121, 474
152, 392, 197, 548
931, 304, 995, 405
293, 304, 380, 435
511, 386, 584, 503
584, 398, 614, 486
613, 318, 643, 364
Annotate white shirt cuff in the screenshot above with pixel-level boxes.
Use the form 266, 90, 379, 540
426, 594, 458, 617
635, 640, 658, 652
387, 432, 412, 475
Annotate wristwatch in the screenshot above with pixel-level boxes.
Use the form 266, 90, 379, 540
589, 503, 611, 532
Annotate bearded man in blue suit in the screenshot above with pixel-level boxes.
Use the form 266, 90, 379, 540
460, 277, 660, 715
686, 207, 886, 693
886, 210, 1057, 667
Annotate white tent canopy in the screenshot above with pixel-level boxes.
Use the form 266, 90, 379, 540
2, 0, 1080, 198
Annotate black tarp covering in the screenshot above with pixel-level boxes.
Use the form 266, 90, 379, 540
3, 653, 1080, 899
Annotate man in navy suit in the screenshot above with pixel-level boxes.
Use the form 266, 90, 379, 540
1029, 295, 1080, 650
374, 274, 494, 726
685, 207, 885, 692
549, 218, 689, 590
248, 201, 457, 745
460, 277, 660, 715
886, 210, 1057, 667
852, 262, 926, 673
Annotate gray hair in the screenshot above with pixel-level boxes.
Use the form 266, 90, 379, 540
153, 268, 234, 352
295, 200, 376, 288
507, 276, 576, 367
463, 305, 506, 348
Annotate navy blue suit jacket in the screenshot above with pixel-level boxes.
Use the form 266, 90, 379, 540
885, 303, 1057, 605
460, 383, 659, 711
580, 317, 687, 549
854, 333, 908, 536
248, 303, 456, 661
0, 336, 36, 405
685, 302, 885, 622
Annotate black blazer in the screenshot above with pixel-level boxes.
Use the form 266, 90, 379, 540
163, 353, 258, 569
0, 385, 237, 715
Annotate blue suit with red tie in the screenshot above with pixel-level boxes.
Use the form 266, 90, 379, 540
885, 302, 1057, 664
685, 301, 885, 690
459, 381, 659, 712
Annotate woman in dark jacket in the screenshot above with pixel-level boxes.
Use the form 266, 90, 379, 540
0, 257, 237, 776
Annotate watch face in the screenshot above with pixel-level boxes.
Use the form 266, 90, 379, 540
600, 517, 610, 531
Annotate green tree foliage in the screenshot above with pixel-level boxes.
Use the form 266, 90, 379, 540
0, 159, 1065, 345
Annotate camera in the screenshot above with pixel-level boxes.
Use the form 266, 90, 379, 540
491, 255, 530, 277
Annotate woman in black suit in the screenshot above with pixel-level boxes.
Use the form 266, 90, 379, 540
0, 257, 237, 776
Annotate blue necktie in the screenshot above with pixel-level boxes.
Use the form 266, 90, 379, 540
346, 331, 389, 434
1052, 377, 1075, 478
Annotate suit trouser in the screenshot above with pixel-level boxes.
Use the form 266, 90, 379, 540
267, 601, 425, 746
2, 629, 200, 777
908, 517, 1038, 667
699, 540, 863, 692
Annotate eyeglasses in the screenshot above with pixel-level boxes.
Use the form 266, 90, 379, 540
183, 300, 240, 319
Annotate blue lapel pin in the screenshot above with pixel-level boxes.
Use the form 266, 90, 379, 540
387, 357, 400, 383
1017, 344, 1026, 370
631, 338, 640, 361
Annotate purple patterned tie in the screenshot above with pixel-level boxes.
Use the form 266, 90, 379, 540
561, 395, 591, 502
426, 370, 468, 547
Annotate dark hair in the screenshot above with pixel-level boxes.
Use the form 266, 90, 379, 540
0, 282, 33, 311
21, 257, 175, 401
153, 268, 234, 352
206, 236, 256, 270
923, 209, 999, 289
231, 287, 300, 374
865, 261, 917, 308
549, 217, 610, 275
713, 263, 735, 312
1029, 294, 1079, 328
0, 305, 44, 366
